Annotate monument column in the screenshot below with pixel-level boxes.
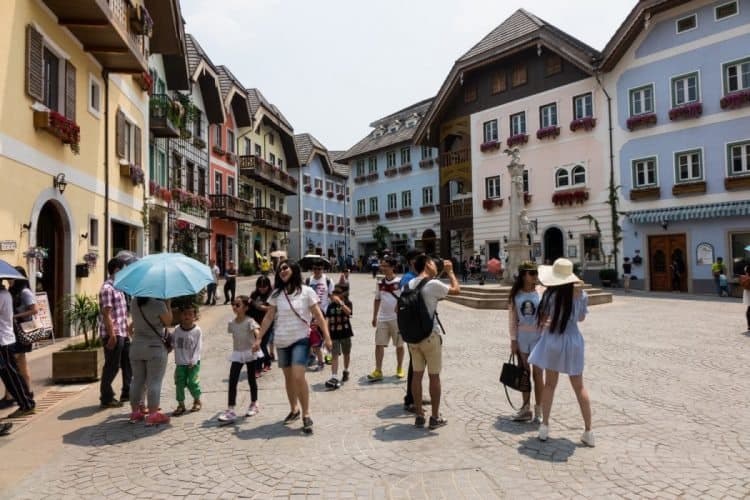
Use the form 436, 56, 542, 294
503, 148, 532, 284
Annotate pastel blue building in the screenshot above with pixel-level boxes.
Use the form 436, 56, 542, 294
289, 134, 349, 261
602, 0, 750, 293
339, 98, 441, 258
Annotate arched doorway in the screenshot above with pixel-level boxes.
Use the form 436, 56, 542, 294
36, 201, 67, 338
422, 229, 437, 255
543, 227, 564, 264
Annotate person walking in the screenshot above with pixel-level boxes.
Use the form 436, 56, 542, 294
128, 296, 172, 425
0, 281, 35, 418
407, 255, 460, 430
305, 264, 333, 371
400, 249, 422, 412
622, 257, 632, 293
99, 258, 131, 408
508, 261, 543, 423
712, 257, 726, 296
368, 257, 405, 381
742, 264, 750, 333
249, 276, 274, 373
325, 285, 353, 389
171, 304, 202, 416
529, 258, 594, 446
224, 260, 237, 305
255, 261, 332, 434
206, 259, 219, 306
1, 267, 37, 407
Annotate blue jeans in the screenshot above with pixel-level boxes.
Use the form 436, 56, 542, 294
277, 338, 310, 368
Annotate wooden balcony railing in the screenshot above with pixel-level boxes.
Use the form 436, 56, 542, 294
149, 94, 179, 138
238, 155, 298, 195
440, 199, 473, 220
439, 148, 470, 168
209, 195, 253, 223
252, 207, 291, 232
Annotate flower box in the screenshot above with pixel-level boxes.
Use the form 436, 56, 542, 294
192, 137, 206, 149
355, 215, 368, 223
419, 158, 435, 169
303, 185, 312, 193
225, 153, 236, 164
133, 72, 153, 94
720, 90, 750, 110
316, 222, 324, 230
366, 214, 380, 221
669, 102, 702, 121
385, 211, 399, 219
159, 188, 172, 203
326, 191, 334, 198
570, 117, 596, 132
482, 198, 503, 210
33, 110, 81, 154
304, 220, 313, 229
384, 168, 397, 177
506, 134, 529, 148
626, 113, 657, 131
212, 145, 225, 155
336, 193, 345, 201
398, 163, 412, 173
398, 208, 413, 217
354, 176, 366, 184
337, 226, 345, 233
480, 140, 501, 152
629, 187, 661, 201
536, 126, 560, 140
119, 163, 131, 177
725, 175, 750, 191
129, 165, 145, 186
315, 188, 323, 196
672, 181, 706, 196
327, 224, 335, 231
419, 205, 435, 214
524, 193, 532, 205
552, 190, 589, 206
149, 180, 160, 196
367, 172, 379, 181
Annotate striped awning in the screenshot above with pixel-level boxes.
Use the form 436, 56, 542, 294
627, 200, 750, 225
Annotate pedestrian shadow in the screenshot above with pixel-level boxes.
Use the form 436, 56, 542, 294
57, 405, 102, 421
233, 421, 302, 440
62, 414, 170, 446
310, 381, 336, 393
355, 376, 405, 387
375, 403, 410, 420
516, 436, 578, 462
371, 422, 438, 442
493, 416, 539, 436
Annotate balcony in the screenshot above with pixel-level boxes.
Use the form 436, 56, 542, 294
209, 194, 253, 223
252, 208, 291, 232
238, 155, 297, 195
439, 148, 470, 168
42, 0, 150, 73
440, 199, 473, 220
149, 94, 179, 138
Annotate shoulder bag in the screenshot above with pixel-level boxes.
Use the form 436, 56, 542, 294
499, 353, 531, 410
138, 302, 173, 353
283, 290, 322, 345
14, 317, 48, 345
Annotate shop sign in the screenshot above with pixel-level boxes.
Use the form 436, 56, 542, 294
0, 240, 17, 251
695, 242, 714, 265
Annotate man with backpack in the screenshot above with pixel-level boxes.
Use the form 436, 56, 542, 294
306, 265, 333, 370
398, 255, 460, 430
367, 257, 404, 382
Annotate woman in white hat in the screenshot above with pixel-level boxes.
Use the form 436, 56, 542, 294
528, 258, 594, 447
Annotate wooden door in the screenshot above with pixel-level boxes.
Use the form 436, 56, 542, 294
648, 234, 687, 292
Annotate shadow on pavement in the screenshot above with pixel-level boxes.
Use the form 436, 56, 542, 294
375, 403, 410, 420
62, 415, 170, 446
493, 416, 539, 436
517, 436, 579, 462
371, 422, 438, 442
233, 421, 302, 440
355, 375, 405, 387
58, 405, 102, 421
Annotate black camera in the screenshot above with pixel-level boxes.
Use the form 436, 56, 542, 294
433, 257, 444, 276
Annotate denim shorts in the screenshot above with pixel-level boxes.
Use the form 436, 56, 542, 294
277, 337, 310, 368
517, 331, 541, 355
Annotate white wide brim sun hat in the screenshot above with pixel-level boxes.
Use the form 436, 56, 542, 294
538, 258, 581, 287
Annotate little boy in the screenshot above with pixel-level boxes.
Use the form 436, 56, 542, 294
719, 273, 729, 297
172, 304, 203, 416
325, 286, 353, 389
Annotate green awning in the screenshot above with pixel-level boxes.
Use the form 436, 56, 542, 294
627, 200, 750, 225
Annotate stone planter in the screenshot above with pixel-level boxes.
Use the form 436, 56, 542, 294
52, 349, 103, 383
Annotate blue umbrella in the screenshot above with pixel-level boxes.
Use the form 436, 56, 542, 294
0, 259, 25, 280
113, 253, 213, 299
745, 245, 750, 252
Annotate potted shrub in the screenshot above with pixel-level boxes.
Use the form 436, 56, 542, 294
53, 295, 103, 382
599, 268, 618, 287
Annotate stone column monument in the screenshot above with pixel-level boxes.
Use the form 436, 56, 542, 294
503, 148, 532, 284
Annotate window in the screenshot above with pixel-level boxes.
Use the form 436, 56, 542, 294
583, 235, 602, 262
326, 214, 334, 225
724, 58, 750, 93
244, 138, 252, 155
89, 218, 99, 248
730, 232, 750, 275
303, 209, 312, 221
715, 1, 738, 20
464, 85, 477, 103
555, 168, 569, 188
545, 54, 562, 76
150, 146, 167, 187
88, 74, 101, 117
483, 120, 498, 143
630, 85, 654, 116
227, 176, 235, 196
676, 14, 697, 33
492, 71, 506, 94
123, 121, 132, 163
368, 157, 377, 173
255, 188, 262, 207
728, 141, 750, 175
303, 174, 311, 186
510, 112, 526, 135
214, 125, 222, 148
523, 170, 529, 193
268, 133, 275, 145
269, 152, 276, 166
278, 197, 284, 212
386, 151, 397, 168
356, 159, 365, 177
336, 216, 344, 226
226, 130, 235, 153
512, 63, 527, 87
193, 111, 203, 139
421, 146, 433, 158
401, 190, 412, 208
314, 177, 323, 189
254, 144, 262, 156
335, 183, 342, 194
278, 158, 283, 169
573, 93, 593, 119
422, 186, 433, 205
540, 103, 558, 128
675, 149, 703, 182
356, 199, 366, 216
571, 165, 586, 185
42, 47, 60, 111
401, 147, 411, 165
198, 167, 206, 196
369, 196, 378, 214
172, 154, 182, 189
485, 176, 501, 198
632, 157, 658, 187
672, 72, 699, 106
185, 162, 194, 192
315, 211, 323, 223
387, 193, 397, 211
214, 172, 223, 195
325, 180, 333, 193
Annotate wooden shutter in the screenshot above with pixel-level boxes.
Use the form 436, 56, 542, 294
64, 60, 76, 121
133, 125, 141, 167
116, 109, 125, 158
25, 25, 44, 102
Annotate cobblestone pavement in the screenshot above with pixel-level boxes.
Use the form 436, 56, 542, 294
3, 275, 750, 499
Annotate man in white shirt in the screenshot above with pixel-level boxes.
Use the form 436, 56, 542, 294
0, 284, 36, 418
205, 259, 220, 306
306, 264, 333, 370
367, 257, 404, 382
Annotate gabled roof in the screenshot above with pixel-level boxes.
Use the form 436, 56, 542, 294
328, 151, 351, 178
339, 98, 433, 162
415, 8, 601, 145
185, 33, 218, 78
246, 88, 295, 133
185, 34, 225, 124
294, 133, 347, 178
216, 65, 252, 127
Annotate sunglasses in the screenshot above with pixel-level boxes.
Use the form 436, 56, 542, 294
279, 265, 290, 271
525, 270, 539, 276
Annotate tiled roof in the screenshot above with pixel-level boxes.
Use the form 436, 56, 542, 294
216, 65, 246, 100
328, 150, 351, 178
185, 34, 218, 76
339, 98, 433, 162
294, 133, 327, 166
246, 88, 294, 131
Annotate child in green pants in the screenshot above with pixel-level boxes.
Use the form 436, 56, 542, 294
172, 304, 203, 416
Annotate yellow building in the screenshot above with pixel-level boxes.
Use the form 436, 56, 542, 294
0, 0, 182, 336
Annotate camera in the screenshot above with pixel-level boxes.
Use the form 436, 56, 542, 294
433, 257, 444, 276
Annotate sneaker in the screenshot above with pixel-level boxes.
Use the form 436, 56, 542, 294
325, 377, 340, 389
367, 369, 383, 382
317, 361, 325, 371
581, 430, 595, 447
538, 423, 549, 441
283, 410, 300, 425
324, 354, 332, 365
7, 407, 35, 418
0, 422, 12, 436
428, 415, 448, 430
533, 405, 543, 424
128, 410, 145, 423
395, 367, 406, 379
255, 370, 262, 378
0, 399, 16, 410
246, 403, 259, 417
512, 405, 533, 422
302, 416, 313, 434
218, 409, 237, 423
341, 370, 349, 382
414, 415, 426, 428
172, 404, 186, 417
100, 400, 123, 409
145, 411, 170, 426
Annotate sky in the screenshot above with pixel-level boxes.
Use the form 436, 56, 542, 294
180, 0, 636, 152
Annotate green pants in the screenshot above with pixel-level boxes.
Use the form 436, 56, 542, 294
174, 362, 201, 403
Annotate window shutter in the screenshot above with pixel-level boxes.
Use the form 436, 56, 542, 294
64, 60, 76, 121
134, 125, 141, 167
25, 25, 44, 102
116, 109, 125, 158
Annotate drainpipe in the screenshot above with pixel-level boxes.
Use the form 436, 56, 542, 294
595, 69, 619, 273
103, 70, 110, 280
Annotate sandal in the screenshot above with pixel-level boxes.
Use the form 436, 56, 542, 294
190, 400, 202, 412
172, 404, 186, 417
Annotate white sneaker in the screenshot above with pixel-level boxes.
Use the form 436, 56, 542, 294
581, 430, 595, 447
533, 405, 543, 424
246, 403, 259, 417
538, 423, 549, 441
218, 409, 236, 422
511, 405, 532, 422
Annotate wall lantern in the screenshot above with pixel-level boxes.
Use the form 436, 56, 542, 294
53, 173, 67, 195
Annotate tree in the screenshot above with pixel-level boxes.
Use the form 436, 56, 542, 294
372, 225, 391, 252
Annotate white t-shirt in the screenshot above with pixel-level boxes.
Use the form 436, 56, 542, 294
211, 265, 220, 283
408, 277, 450, 333
307, 275, 333, 313
268, 286, 319, 348
375, 276, 401, 322
0, 289, 15, 346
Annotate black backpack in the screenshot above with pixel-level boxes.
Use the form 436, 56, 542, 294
397, 278, 443, 343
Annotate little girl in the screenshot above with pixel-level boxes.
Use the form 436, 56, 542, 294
219, 296, 262, 423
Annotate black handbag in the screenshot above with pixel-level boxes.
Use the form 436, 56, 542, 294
500, 353, 531, 409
